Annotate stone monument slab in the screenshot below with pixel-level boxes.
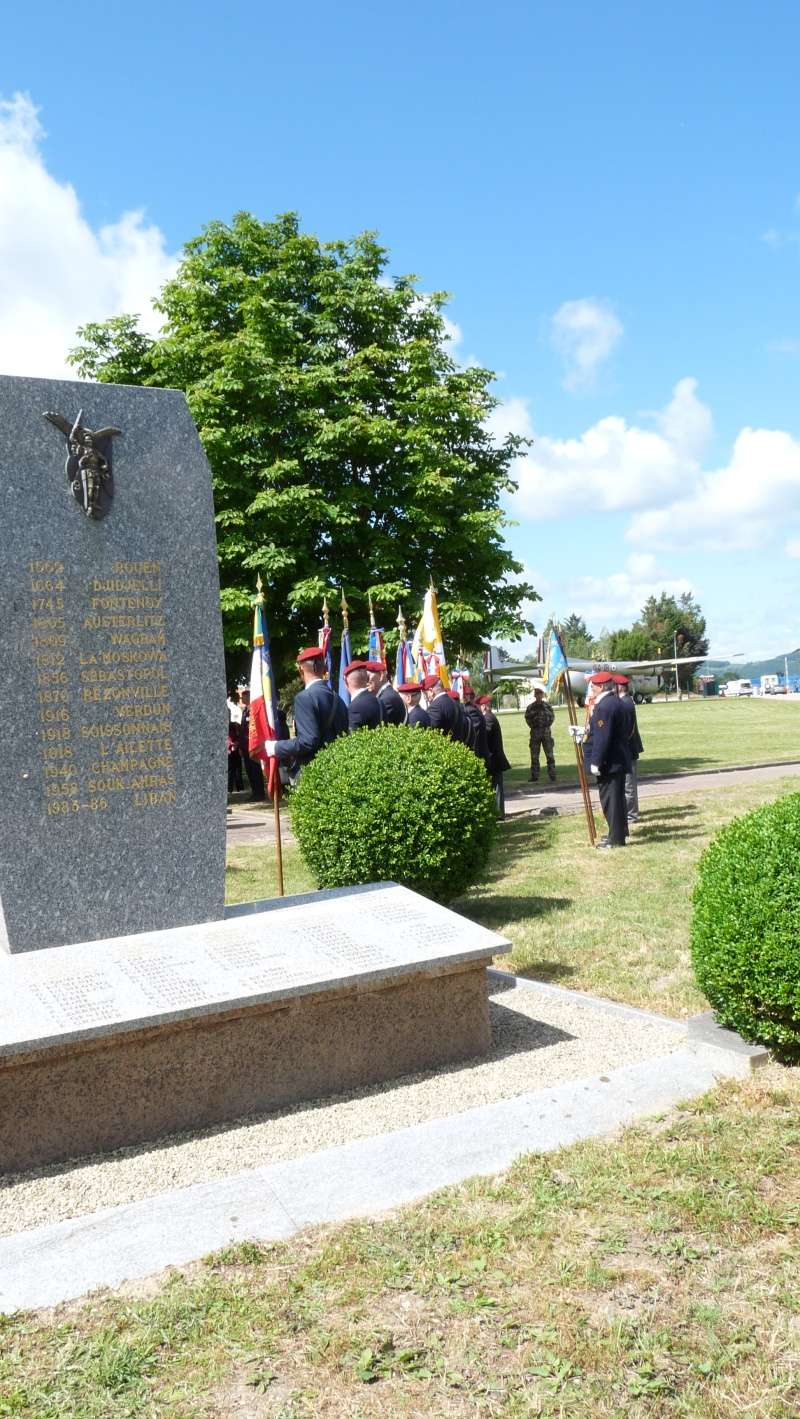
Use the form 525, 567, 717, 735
0, 882, 512, 1172
0, 375, 227, 952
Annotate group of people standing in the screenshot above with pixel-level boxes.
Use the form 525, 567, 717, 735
230, 646, 512, 814
572, 671, 643, 849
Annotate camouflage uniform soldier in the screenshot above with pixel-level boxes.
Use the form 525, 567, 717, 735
524, 687, 556, 782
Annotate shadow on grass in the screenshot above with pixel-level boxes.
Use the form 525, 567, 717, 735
632, 803, 705, 843
498, 960, 577, 985
639, 804, 700, 820
460, 894, 573, 929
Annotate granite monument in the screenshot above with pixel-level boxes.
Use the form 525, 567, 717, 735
0, 375, 227, 952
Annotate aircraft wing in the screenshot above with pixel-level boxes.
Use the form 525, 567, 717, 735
582, 655, 708, 672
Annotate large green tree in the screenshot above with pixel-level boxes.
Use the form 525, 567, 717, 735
71, 212, 536, 679
638, 591, 708, 688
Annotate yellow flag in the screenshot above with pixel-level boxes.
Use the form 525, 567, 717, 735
411, 585, 450, 688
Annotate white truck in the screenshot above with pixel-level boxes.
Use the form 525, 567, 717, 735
721, 679, 754, 697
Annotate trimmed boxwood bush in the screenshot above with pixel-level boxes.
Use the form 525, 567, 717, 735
691, 792, 800, 1059
291, 724, 497, 900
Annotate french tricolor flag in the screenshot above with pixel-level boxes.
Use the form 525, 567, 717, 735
248, 592, 280, 799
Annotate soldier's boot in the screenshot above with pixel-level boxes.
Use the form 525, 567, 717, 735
547, 764, 557, 782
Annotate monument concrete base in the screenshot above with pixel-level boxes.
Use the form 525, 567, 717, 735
0, 883, 509, 1174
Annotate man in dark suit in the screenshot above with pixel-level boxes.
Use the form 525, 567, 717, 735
581, 671, 632, 848
423, 674, 463, 739
344, 661, 383, 730
366, 661, 406, 725
613, 674, 644, 823
398, 682, 431, 727
477, 694, 511, 816
462, 685, 490, 766
260, 646, 348, 776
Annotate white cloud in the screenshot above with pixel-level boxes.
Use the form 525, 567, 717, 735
652, 376, 713, 456
496, 378, 711, 519
627, 426, 800, 551
567, 555, 694, 627
550, 297, 623, 391
0, 92, 176, 378
786, 538, 800, 557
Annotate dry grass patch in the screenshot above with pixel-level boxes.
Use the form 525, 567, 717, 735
3, 1069, 799, 1416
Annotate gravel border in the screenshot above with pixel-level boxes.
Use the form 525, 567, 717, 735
0, 978, 685, 1238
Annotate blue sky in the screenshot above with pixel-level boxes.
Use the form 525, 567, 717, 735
2, 0, 799, 656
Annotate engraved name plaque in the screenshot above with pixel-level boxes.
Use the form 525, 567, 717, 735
0, 375, 227, 953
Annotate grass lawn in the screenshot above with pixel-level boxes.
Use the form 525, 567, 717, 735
499, 696, 800, 793
227, 775, 800, 1020
4, 1068, 799, 1416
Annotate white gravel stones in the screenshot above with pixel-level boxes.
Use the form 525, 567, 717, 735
0, 977, 684, 1238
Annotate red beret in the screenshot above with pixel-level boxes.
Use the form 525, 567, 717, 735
421, 673, 441, 691
397, 681, 421, 694
447, 689, 460, 700
475, 694, 492, 706
364, 660, 386, 673
343, 659, 368, 676
296, 646, 325, 664
612, 673, 630, 685
589, 671, 614, 685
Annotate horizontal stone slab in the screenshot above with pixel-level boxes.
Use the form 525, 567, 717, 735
0, 882, 510, 1060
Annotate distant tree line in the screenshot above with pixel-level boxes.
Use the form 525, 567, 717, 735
552, 593, 709, 691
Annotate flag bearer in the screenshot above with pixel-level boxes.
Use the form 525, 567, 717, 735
581, 671, 632, 848
261, 647, 348, 775
613, 674, 643, 823
344, 661, 383, 729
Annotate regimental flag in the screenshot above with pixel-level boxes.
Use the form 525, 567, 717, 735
395, 638, 416, 685
411, 584, 450, 688
318, 623, 333, 682
450, 666, 469, 699
368, 623, 385, 666
338, 624, 352, 705
248, 593, 280, 798
544, 626, 569, 695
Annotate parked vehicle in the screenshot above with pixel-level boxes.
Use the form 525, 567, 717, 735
723, 679, 754, 697
761, 674, 787, 695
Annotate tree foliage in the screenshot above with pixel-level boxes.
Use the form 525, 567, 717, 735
71, 212, 537, 678
602, 592, 708, 686
559, 613, 596, 659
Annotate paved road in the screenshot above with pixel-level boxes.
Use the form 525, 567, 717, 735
505, 758, 800, 819
226, 760, 800, 846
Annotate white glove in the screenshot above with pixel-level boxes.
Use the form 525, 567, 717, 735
568, 724, 586, 743
262, 740, 278, 758
590, 765, 599, 776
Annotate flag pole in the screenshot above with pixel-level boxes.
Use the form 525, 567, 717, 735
556, 624, 597, 847
256, 574, 284, 896
340, 586, 349, 633
396, 603, 407, 681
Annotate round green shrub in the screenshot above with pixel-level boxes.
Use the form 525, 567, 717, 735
290, 724, 497, 900
691, 792, 800, 1059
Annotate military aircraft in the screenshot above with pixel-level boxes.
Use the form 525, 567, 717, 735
484, 649, 708, 704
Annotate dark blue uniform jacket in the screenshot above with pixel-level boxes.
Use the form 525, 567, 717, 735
407, 704, 431, 728
427, 692, 462, 739
377, 683, 406, 725
348, 689, 383, 731
619, 695, 644, 760
274, 680, 348, 764
583, 692, 633, 778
